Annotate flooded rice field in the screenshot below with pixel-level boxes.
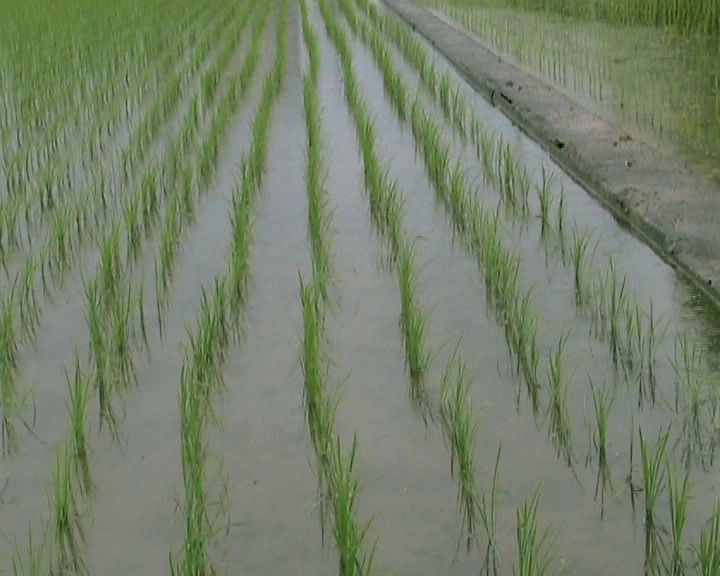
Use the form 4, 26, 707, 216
1, 0, 720, 574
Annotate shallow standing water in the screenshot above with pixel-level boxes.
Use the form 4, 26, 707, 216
1, 0, 720, 574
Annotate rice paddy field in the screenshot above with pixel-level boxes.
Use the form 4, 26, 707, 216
1, 0, 720, 575
420, 0, 720, 179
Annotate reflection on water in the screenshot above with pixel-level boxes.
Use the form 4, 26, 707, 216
422, 1, 720, 179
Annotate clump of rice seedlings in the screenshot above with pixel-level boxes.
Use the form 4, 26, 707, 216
535, 167, 554, 237
639, 426, 670, 573
546, 333, 573, 466
671, 332, 708, 464
441, 349, 480, 545
51, 442, 85, 574
11, 528, 49, 576
515, 489, 553, 576
666, 463, 691, 576
327, 434, 376, 576
510, 289, 540, 413
556, 186, 567, 236
607, 259, 628, 367
123, 193, 142, 261
302, 29, 334, 300
0, 296, 19, 454
228, 161, 255, 321
84, 277, 115, 432
691, 500, 720, 576
478, 446, 502, 576
397, 241, 431, 417
569, 226, 596, 305
67, 356, 92, 496
586, 377, 614, 517
300, 277, 327, 449
14, 255, 41, 339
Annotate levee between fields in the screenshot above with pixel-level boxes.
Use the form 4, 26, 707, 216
383, 0, 720, 309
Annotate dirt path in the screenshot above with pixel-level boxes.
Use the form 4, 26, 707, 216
382, 0, 720, 309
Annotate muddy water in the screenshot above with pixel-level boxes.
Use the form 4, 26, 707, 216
424, 2, 720, 182
3, 0, 720, 575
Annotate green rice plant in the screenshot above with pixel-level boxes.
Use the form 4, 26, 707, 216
569, 226, 596, 304
546, 333, 573, 466
14, 255, 40, 339
514, 489, 553, 576
0, 296, 18, 454
536, 167, 554, 237
83, 277, 116, 434
441, 348, 479, 544
175, 363, 210, 576
691, 500, 720, 576
228, 161, 255, 320
671, 332, 708, 464
12, 528, 49, 576
52, 442, 84, 574
123, 193, 142, 261
397, 241, 430, 416
644, 301, 662, 403
300, 277, 327, 452
667, 463, 691, 576
111, 284, 138, 391
511, 289, 540, 413
478, 446, 502, 576
639, 426, 670, 573
607, 259, 628, 367
303, 73, 333, 299
67, 356, 92, 496
586, 377, 614, 517
327, 433, 376, 576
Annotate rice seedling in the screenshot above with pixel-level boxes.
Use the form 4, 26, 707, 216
302, 62, 333, 298
300, 277, 327, 450
639, 426, 670, 573
0, 296, 19, 453
535, 167, 554, 237
66, 355, 92, 496
670, 332, 710, 464
228, 161, 255, 320
51, 442, 85, 574
397, 241, 431, 417
327, 433, 376, 576
441, 348, 480, 545
607, 259, 628, 367
546, 333, 573, 466
666, 462, 691, 576
84, 277, 116, 433
586, 377, 614, 517
14, 254, 40, 339
11, 527, 49, 576
569, 226, 596, 305
478, 445, 502, 576
510, 289, 541, 412
514, 489, 553, 576
691, 499, 720, 576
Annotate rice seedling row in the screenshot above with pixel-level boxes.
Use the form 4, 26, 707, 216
172, 3, 288, 573
319, 0, 433, 421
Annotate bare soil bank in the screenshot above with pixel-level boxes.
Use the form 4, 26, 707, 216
383, 0, 720, 308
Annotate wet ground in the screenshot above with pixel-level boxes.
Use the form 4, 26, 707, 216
2, 0, 720, 574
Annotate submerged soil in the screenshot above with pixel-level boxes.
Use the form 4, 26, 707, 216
3, 0, 720, 575
383, 0, 720, 309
